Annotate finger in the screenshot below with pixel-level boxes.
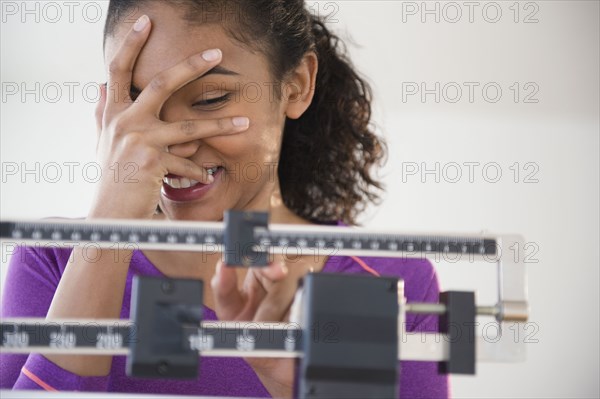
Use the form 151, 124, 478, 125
134, 48, 223, 116
105, 14, 151, 114
160, 152, 214, 184
254, 280, 297, 322
239, 269, 269, 315
210, 259, 245, 320
165, 140, 201, 159
255, 260, 288, 284
95, 83, 107, 136
154, 116, 250, 147
281, 307, 293, 323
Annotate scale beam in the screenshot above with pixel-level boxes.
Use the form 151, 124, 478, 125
0, 210, 530, 391
0, 318, 522, 363
0, 214, 499, 260
0, 211, 529, 324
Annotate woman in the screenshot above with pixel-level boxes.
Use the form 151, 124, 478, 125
0, 0, 449, 397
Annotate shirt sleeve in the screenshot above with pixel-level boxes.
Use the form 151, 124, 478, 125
0, 245, 110, 391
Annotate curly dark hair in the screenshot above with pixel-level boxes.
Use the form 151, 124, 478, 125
104, 0, 387, 225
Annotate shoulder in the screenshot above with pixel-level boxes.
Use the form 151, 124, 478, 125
324, 255, 439, 304
8, 217, 83, 277
8, 247, 152, 283
7, 246, 73, 286
318, 221, 441, 303
6, 216, 162, 279
3, 245, 72, 312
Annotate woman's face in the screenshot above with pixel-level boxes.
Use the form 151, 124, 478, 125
104, 3, 293, 222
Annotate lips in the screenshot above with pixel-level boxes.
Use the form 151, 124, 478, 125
161, 167, 224, 202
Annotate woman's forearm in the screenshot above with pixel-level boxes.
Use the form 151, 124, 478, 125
44, 244, 133, 376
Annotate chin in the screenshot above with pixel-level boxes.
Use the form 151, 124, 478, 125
161, 205, 224, 222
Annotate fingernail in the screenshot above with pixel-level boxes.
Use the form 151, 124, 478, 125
232, 117, 249, 127
133, 15, 149, 32
207, 174, 215, 183
213, 259, 224, 278
202, 49, 222, 62
279, 261, 288, 274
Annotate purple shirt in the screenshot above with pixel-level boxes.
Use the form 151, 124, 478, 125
1, 242, 449, 398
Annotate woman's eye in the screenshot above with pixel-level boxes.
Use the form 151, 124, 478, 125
192, 93, 231, 108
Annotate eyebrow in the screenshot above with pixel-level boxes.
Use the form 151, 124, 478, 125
204, 65, 240, 77
130, 65, 240, 93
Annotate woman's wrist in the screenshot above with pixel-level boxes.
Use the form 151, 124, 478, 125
246, 357, 295, 398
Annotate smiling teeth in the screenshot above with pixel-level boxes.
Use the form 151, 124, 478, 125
162, 167, 219, 189
207, 167, 219, 175
163, 177, 200, 189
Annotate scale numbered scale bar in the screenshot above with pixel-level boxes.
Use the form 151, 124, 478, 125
0, 266, 528, 397
0, 319, 302, 357
0, 319, 461, 362
0, 210, 528, 324
0, 212, 499, 260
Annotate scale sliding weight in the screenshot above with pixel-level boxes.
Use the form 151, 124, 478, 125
0, 210, 529, 398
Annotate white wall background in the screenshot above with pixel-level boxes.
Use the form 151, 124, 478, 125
1, 1, 599, 398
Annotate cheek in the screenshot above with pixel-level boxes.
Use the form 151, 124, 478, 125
204, 122, 282, 163
203, 91, 286, 165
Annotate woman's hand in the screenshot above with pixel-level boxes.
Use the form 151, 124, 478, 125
91, 15, 250, 220
211, 257, 312, 398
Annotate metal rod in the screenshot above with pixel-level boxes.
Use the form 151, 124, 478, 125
405, 303, 500, 316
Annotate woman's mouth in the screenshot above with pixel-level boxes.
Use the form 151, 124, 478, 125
161, 166, 224, 202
